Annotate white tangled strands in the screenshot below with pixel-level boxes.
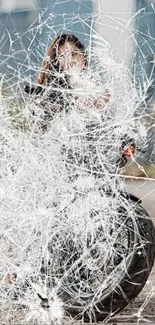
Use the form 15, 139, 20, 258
0, 4, 155, 325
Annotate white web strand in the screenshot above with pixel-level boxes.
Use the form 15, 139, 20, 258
0, 4, 155, 325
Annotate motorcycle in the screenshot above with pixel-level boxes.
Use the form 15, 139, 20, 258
39, 128, 155, 322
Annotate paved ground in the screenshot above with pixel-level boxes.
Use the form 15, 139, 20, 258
1, 178, 155, 324
112, 178, 155, 325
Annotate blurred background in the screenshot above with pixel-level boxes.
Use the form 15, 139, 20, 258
0, 0, 155, 170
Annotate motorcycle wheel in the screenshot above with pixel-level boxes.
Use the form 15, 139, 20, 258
58, 195, 155, 322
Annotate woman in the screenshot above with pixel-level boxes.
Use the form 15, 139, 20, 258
24, 34, 110, 118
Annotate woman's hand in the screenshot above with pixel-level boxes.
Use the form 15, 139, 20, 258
103, 89, 110, 103
76, 89, 110, 111
93, 89, 110, 109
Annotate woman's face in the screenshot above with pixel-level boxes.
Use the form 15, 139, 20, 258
57, 42, 85, 72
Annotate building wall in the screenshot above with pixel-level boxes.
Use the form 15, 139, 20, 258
134, 0, 155, 161
93, 0, 155, 161
37, 0, 93, 50
0, 9, 39, 82
0, 0, 38, 12
134, 0, 155, 102
0, 0, 93, 83
93, 0, 135, 66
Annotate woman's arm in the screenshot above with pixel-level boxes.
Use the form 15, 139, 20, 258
78, 89, 110, 111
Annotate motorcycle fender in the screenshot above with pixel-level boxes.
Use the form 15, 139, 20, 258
120, 191, 142, 204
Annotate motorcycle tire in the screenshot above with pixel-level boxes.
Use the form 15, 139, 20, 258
60, 195, 155, 322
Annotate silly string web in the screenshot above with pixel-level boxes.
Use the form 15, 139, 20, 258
0, 2, 155, 324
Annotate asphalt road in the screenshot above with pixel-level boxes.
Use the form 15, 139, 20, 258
125, 178, 155, 219
112, 178, 155, 325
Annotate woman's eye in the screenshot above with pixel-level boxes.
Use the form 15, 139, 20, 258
72, 51, 78, 57
59, 54, 66, 59
58, 53, 71, 60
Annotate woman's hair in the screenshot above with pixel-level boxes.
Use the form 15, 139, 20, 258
37, 34, 87, 85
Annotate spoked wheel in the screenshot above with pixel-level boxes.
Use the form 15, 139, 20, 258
48, 194, 155, 322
